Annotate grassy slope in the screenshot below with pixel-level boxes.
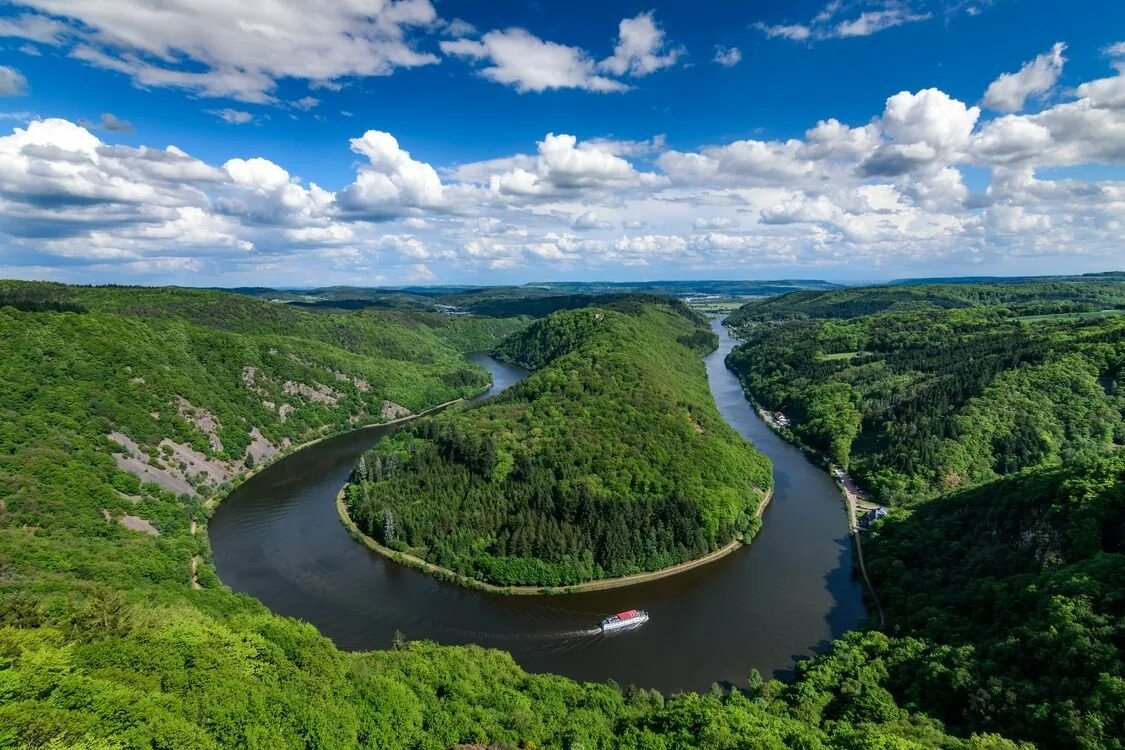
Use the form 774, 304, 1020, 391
347, 300, 773, 586
0, 282, 1023, 749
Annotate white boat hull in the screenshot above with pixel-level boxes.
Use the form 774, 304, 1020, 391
600, 612, 649, 632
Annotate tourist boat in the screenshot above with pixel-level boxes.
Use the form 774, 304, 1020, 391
600, 609, 649, 632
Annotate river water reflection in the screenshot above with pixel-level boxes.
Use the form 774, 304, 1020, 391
209, 318, 866, 692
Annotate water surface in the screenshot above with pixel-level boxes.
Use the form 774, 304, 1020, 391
210, 323, 866, 692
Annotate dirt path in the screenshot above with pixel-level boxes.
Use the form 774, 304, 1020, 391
337, 487, 773, 596
846, 494, 885, 628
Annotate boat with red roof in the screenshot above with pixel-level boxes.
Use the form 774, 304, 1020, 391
600, 609, 649, 632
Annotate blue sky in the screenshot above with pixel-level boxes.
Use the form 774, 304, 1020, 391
1, 0, 1123, 286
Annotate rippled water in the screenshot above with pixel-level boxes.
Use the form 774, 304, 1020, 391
209, 320, 866, 692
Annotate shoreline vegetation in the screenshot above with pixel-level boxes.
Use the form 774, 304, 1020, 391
722, 325, 886, 625
335, 486, 773, 595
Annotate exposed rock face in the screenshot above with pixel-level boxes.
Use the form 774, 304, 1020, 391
119, 515, 159, 536
159, 439, 232, 486
241, 365, 261, 388
175, 396, 223, 452
278, 404, 295, 422
283, 380, 340, 405
109, 432, 198, 497
245, 427, 279, 465
381, 401, 413, 421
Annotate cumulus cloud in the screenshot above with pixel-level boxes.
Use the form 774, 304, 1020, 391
0, 66, 28, 96
713, 46, 742, 67
441, 11, 680, 93
983, 42, 1067, 112
861, 88, 979, 176
4, 48, 1125, 283
441, 29, 626, 93
337, 131, 445, 217
598, 12, 683, 77
1, 0, 441, 102
485, 133, 665, 198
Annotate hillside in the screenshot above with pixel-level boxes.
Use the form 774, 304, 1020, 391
861, 454, 1125, 750
346, 299, 773, 587
725, 284, 1125, 503
0, 281, 1016, 750
224, 279, 840, 317
0, 283, 523, 600
726, 275, 1125, 324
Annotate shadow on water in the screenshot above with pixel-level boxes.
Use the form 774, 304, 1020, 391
210, 324, 867, 693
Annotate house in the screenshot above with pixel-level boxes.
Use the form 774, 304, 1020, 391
774, 411, 790, 427
859, 507, 889, 529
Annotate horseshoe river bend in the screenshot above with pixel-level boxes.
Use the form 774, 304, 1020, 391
209, 318, 866, 693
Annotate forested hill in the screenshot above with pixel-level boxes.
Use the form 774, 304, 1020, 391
347, 299, 773, 587
863, 453, 1125, 750
0, 280, 1047, 748
726, 274, 1125, 324
725, 281, 1125, 504
0, 282, 523, 589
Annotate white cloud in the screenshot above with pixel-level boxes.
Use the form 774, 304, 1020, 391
488, 133, 664, 198
290, 96, 320, 112
0, 13, 66, 44
337, 130, 445, 217
441, 12, 680, 93
441, 29, 626, 93
573, 209, 613, 230
983, 42, 1066, 112
0, 66, 28, 96
754, 23, 812, 42
208, 109, 255, 125
713, 46, 742, 67
831, 9, 930, 38
861, 88, 980, 175
2, 0, 441, 102
5, 54, 1125, 283
598, 12, 682, 77
756, 1, 934, 43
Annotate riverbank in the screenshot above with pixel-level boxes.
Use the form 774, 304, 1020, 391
724, 344, 884, 626
336, 486, 773, 595
195, 385, 489, 586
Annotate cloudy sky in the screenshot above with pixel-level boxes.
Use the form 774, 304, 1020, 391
0, 0, 1123, 286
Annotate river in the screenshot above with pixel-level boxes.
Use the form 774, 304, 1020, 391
208, 319, 866, 692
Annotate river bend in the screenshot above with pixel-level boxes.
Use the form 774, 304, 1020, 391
209, 321, 865, 692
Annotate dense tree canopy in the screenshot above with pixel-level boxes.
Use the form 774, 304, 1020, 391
726, 275, 1125, 325
347, 300, 773, 587
727, 290, 1125, 503
862, 453, 1125, 750
1, 280, 1116, 749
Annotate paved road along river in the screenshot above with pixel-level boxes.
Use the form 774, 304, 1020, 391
209, 319, 866, 692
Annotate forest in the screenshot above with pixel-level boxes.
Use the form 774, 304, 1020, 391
862, 452, 1125, 750
725, 281, 1125, 504
726, 273, 1125, 324
346, 298, 773, 587
0, 279, 1119, 749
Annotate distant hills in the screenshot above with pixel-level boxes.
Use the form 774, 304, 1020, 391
221, 279, 843, 316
